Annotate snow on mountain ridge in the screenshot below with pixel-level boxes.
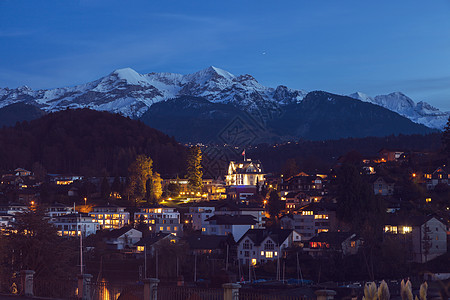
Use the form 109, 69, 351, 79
349, 91, 448, 130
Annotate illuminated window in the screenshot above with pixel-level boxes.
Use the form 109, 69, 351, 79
137, 246, 145, 252
317, 229, 328, 233
302, 211, 313, 216
167, 226, 171, 231
265, 251, 273, 258
426, 198, 431, 203
202, 228, 206, 232
260, 251, 264, 256
351, 241, 356, 248
400, 226, 412, 234
174, 226, 178, 231
159, 227, 164, 231
384, 225, 398, 234
274, 252, 278, 256
251, 258, 257, 265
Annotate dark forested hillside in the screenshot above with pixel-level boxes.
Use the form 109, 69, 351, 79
0, 109, 187, 176
0, 102, 46, 128
247, 133, 443, 173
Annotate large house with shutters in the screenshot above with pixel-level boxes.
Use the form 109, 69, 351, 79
236, 229, 302, 265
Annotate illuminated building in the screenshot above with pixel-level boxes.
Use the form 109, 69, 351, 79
134, 206, 182, 236
89, 205, 130, 230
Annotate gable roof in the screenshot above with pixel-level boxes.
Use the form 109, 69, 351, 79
238, 229, 293, 246
308, 232, 355, 246
385, 215, 441, 227
186, 235, 231, 250
135, 232, 173, 246
205, 214, 257, 225
104, 227, 140, 239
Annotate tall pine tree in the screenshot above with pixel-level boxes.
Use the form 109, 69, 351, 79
186, 146, 203, 192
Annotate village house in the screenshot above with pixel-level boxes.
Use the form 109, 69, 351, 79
384, 215, 447, 263
134, 206, 182, 236
185, 204, 216, 231
279, 173, 326, 197
304, 232, 362, 257
203, 214, 257, 241
279, 202, 337, 240
0, 203, 28, 215
186, 234, 234, 257
135, 232, 179, 255
104, 227, 142, 251
52, 212, 99, 237
282, 191, 323, 212
372, 176, 395, 196
0, 213, 15, 231
423, 166, 450, 190
45, 202, 75, 221
378, 149, 406, 162
89, 204, 130, 230
236, 229, 302, 265
214, 201, 265, 228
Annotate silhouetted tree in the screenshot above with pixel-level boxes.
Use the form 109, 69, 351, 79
268, 190, 282, 221
187, 146, 203, 192
128, 155, 153, 203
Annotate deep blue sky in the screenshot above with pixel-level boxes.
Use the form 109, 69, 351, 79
1, 0, 449, 110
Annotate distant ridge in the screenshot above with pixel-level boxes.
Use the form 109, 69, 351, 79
0, 67, 446, 142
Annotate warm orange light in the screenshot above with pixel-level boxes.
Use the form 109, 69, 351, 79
412, 173, 416, 177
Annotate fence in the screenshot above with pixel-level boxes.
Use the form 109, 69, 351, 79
89, 281, 144, 300
34, 278, 77, 299
240, 289, 313, 300
158, 285, 223, 300
1, 271, 336, 300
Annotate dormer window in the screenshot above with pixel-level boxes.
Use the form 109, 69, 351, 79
264, 240, 275, 250
243, 240, 252, 249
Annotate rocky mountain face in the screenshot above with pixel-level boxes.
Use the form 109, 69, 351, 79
0, 66, 306, 120
0, 66, 444, 142
349, 92, 449, 130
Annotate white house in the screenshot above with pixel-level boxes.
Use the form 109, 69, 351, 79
104, 228, 143, 250
0, 213, 15, 231
384, 216, 447, 263
203, 214, 257, 242
52, 213, 99, 237
46, 203, 74, 221
237, 229, 302, 265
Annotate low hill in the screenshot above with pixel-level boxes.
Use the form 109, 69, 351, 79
0, 109, 187, 176
0, 102, 46, 128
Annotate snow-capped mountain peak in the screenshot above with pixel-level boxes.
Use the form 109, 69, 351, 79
348, 91, 373, 102
348, 91, 448, 130
108, 67, 153, 86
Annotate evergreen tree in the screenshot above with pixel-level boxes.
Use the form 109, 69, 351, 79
186, 146, 203, 192
281, 158, 299, 178
128, 155, 153, 202
268, 190, 282, 220
100, 177, 111, 200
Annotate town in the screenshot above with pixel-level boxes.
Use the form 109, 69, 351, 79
0, 144, 448, 300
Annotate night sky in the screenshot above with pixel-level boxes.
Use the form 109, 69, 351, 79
1, 0, 449, 110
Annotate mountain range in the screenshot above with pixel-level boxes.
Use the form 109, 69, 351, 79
0, 66, 445, 142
